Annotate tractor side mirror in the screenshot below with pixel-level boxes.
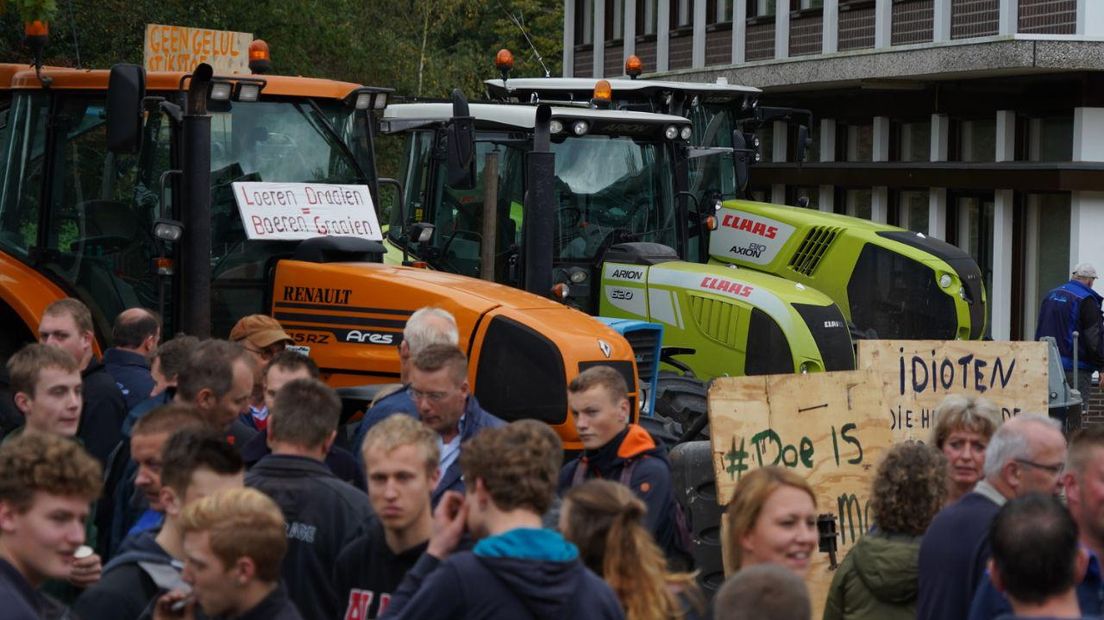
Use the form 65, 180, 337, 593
731, 130, 752, 194
106, 64, 146, 154
447, 89, 477, 190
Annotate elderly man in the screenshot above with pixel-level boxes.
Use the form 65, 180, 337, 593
917, 414, 1067, 620
970, 426, 1104, 618
352, 307, 460, 452
1037, 262, 1103, 404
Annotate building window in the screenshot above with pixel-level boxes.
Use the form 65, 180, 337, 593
576, 0, 595, 45
748, 0, 776, 18
638, 0, 658, 36
953, 192, 995, 336
1023, 193, 1071, 338
708, 0, 735, 24
953, 118, 996, 162
896, 120, 931, 162
606, 0, 625, 41
791, 0, 824, 9
846, 189, 873, 219
898, 189, 929, 233
669, 0, 692, 28
787, 186, 820, 209
1028, 115, 1073, 162
837, 121, 873, 162
755, 124, 774, 162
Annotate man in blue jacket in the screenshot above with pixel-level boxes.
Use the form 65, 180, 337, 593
352, 306, 460, 455
407, 344, 504, 507
382, 420, 623, 619
103, 308, 160, 411
1037, 262, 1103, 404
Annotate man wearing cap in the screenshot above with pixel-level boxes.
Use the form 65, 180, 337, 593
1036, 262, 1104, 405
229, 315, 295, 432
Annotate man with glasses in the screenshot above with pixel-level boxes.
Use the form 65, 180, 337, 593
352, 307, 460, 456
918, 413, 1068, 620
407, 344, 503, 508
229, 315, 294, 432
970, 426, 1104, 618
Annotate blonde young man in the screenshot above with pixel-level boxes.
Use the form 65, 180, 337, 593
335, 414, 441, 619
153, 488, 301, 620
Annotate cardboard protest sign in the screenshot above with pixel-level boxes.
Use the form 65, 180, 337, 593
858, 340, 1049, 441
232, 182, 382, 242
144, 24, 252, 74
709, 370, 892, 615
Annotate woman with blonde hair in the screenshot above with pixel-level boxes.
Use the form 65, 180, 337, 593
561, 479, 704, 620
726, 465, 819, 574
929, 394, 1001, 504
823, 441, 948, 620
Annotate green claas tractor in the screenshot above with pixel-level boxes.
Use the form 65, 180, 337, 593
380, 92, 856, 430
485, 74, 988, 340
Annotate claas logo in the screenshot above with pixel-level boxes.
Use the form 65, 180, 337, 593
721, 214, 778, 239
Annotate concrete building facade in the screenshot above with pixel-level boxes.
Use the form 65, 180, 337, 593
563, 0, 1104, 344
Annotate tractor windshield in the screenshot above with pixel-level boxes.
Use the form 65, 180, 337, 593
552, 134, 678, 261
0, 90, 366, 340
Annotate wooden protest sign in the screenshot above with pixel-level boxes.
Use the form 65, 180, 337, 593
708, 370, 891, 615
857, 340, 1049, 441
144, 24, 252, 74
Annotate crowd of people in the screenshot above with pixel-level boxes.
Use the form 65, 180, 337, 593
0, 295, 1096, 619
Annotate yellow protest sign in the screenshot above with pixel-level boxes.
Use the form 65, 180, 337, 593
857, 340, 1049, 441
708, 370, 892, 614
143, 24, 253, 74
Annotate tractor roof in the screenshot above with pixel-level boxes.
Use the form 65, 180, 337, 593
0, 63, 385, 101
484, 77, 761, 103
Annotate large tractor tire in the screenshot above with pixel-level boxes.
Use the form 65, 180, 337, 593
670, 440, 725, 597
654, 371, 709, 440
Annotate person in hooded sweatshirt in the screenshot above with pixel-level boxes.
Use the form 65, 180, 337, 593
823, 442, 949, 620
74, 427, 245, 620
558, 366, 687, 564
381, 419, 624, 620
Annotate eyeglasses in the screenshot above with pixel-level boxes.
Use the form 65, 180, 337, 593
1014, 459, 1065, 476
245, 343, 287, 361
407, 386, 454, 403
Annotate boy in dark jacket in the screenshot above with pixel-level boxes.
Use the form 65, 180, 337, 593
382, 420, 623, 620
335, 414, 440, 619
74, 421, 240, 620
558, 365, 686, 563
0, 432, 102, 619
245, 378, 373, 620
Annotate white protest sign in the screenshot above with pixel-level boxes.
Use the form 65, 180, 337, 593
232, 182, 382, 241
144, 24, 253, 74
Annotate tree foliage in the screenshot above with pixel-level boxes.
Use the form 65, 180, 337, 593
1, 0, 563, 99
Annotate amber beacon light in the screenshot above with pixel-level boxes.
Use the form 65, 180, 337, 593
625, 55, 643, 79
249, 39, 272, 74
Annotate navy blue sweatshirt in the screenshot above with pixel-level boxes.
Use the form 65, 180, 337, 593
382, 528, 623, 620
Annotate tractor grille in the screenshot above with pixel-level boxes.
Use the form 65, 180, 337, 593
622, 328, 660, 387
689, 295, 740, 347
789, 226, 842, 276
